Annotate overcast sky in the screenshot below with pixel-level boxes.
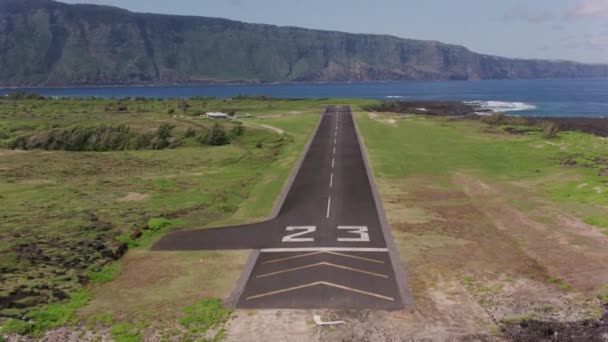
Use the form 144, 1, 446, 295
61, 0, 608, 64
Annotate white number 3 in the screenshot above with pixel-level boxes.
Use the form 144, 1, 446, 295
337, 226, 370, 242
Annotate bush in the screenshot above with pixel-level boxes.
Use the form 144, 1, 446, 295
481, 113, 530, 127
184, 127, 196, 138
147, 217, 176, 232
206, 123, 231, 146
541, 121, 560, 138
0, 130, 9, 139
9, 124, 178, 151
231, 124, 245, 137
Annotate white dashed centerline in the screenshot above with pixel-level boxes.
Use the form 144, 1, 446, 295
330, 173, 334, 188
333, 146, 336, 155
331, 158, 335, 169
326, 197, 331, 219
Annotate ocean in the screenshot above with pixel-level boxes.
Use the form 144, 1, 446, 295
2, 78, 607, 117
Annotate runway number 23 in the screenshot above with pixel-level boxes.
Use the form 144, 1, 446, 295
281, 226, 370, 243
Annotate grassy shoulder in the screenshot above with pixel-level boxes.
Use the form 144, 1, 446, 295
0, 97, 327, 340
356, 111, 608, 336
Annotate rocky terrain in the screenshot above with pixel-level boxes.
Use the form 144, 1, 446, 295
0, 0, 607, 86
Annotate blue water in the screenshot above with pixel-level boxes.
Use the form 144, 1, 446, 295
2, 78, 608, 117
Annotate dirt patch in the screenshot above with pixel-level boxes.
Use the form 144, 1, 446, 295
117, 192, 150, 202
367, 112, 398, 126
455, 174, 608, 292
375, 173, 608, 340
225, 310, 318, 342
0, 150, 25, 157
258, 124, 285, 135
80, 250, 249, 323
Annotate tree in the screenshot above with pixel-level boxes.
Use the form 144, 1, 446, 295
207, 123, 231, 146
177, 99, 190, 115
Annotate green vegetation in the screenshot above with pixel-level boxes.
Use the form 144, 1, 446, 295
548, 277, 572, 291
0, 96, 326, 337
1, 290, 91, 337
180, 299, 231, 339
86, 263, 122, 284
86, 313, 115, 329
584, 216, 608, 229
111, 322, 143, 342
8, 123, 180, 151
356, 112, 608, 209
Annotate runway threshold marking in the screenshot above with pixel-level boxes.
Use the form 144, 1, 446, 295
260, 247, 389, 252
246, 281, 395, 301
255, 261, 388, 279
262, 251, 385, 264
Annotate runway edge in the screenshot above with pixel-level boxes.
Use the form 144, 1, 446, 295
351, 106, 415, 310
225, 111, 325, 309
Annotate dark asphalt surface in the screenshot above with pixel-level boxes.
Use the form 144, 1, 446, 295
153, 106, 404, 309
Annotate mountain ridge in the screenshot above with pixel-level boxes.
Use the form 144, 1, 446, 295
0, 0, 607, 87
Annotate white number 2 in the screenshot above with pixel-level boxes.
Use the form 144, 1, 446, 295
337, 226, 370, 242
282, 226, 316, 242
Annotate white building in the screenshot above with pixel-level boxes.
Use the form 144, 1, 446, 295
205, 112, 229, 119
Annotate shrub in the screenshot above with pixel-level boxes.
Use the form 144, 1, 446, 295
0, 130, 9, 139
541, 121, 560, 139
177, 99, 190, 115
196, 132, 208, 145
147, 217, 176, 232
184, 127, 196, 138
206, 123, 231, 146
231, 124, 245, 137
9, 124, 177, 151
481, 113, 506, 125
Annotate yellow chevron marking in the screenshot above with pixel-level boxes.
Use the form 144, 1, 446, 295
263, 251, 384, 264
246, 281, 394, 301
256, 262, 388, 279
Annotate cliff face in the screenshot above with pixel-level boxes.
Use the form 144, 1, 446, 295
1, 0, 607, 86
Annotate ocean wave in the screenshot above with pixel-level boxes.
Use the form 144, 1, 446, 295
386, 95, 406, 99
466, 100, 537, 113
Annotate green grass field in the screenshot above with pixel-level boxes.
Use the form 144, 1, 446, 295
0, 96, 334, 339
355, 111, 608, 231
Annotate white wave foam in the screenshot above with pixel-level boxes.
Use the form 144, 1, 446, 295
386, 95, 405, 99
466, 100, 537, 113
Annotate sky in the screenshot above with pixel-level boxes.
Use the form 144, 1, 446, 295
61, 0, 608, 64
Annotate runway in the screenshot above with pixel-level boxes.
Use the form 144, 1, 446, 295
153, 106, 406, 309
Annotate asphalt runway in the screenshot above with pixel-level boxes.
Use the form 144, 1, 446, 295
153, 106, 405, 309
